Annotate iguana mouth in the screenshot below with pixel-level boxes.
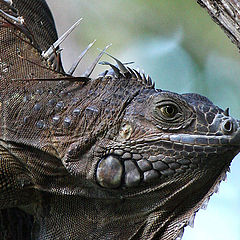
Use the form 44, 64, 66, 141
168, 131, 240, 146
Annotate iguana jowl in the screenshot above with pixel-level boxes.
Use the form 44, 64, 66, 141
0, 0, 239, 239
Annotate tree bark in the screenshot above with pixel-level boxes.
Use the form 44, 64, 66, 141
197, 0, 240, 51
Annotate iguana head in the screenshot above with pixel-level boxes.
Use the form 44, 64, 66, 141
61, 62, 240, 239
82, 65, 240, 239
96, 88, 240, 188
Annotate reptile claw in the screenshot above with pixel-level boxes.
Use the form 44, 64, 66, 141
67, 39, 96, 75
81, 44, 112, 77
42, 18, 83, 59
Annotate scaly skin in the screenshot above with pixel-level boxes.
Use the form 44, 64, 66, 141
0, 1, 239, 239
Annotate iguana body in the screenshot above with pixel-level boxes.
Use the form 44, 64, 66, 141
0, 1, 239, 239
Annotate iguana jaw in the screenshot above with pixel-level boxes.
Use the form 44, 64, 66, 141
168, 131, 240, 146
96, 127, 240, 191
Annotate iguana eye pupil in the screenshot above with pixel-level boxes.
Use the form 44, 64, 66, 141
161, 105, 177, 118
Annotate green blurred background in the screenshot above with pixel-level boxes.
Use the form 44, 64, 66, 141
48, 0, 240, 119
48, 1, 240, 239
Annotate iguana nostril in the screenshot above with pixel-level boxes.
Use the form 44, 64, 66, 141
222, 119, 233, 134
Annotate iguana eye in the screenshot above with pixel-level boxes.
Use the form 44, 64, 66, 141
155, 102, 180, 121
152, 96, 195, 130
160, 105, 178, 118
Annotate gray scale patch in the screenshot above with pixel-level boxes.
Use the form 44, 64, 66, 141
181, 165, 189, 170
109, 149, 114, 154
73, 108, 81, 116
121, 152, 132, 159
182, 152, 189, 157
177, 159, 190, 165
160, 169, 175, 176
34, 103, 41, 111
208, 138, 220, 145
164, 157, 174, 164
130, 149, 138, 154
23, 95, 29, 102
181, 135, 195, 144
194, 145, 204, 152
114, 149, 124, 156
48, 99, 56, 106
192, 158, 200, 164
59, 90, 65, 97
63, 117, 71, 128
152, 161, 168, 171
195, 137, 208, 145
148, 154, 164, 162
220, 137, 229, 145
36, 120, 45, 129
190, 163, 198, 169
52, 116, 60, 125
142, 146, 150, 152
136, 139, 145, 144
188, 152, 196, 158
137, 159, 152, 172
168, 162, 180, 170
173, 143, 183, 151
86, 106, 99, 114
56, 101, 64, 111
143, 170, 160, 183
170, 135, 181, 142
36, 89, 43, 95
23, 116, 29, 124
205, 146, 217, 153
96, 156, 123, 188
148, 156, 158, 162
135, 143, 146, 148
184, 145, 193, 152
150, 145, 158, 151
132, 154, 142, 160
162, 141, 173, 149
72, 97, 80, 104
124, 161, 141, 187
105, 108, 110, 114
175, 168, 185, 174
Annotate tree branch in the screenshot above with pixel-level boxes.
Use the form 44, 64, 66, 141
197, 0, 240, 51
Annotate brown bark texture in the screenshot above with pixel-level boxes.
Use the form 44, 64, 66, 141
197, 0, 240, 51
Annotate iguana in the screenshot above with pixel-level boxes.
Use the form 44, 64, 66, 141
0, 0, 239, 239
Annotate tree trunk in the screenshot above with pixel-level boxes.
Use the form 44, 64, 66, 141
197, 0, 240, 51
